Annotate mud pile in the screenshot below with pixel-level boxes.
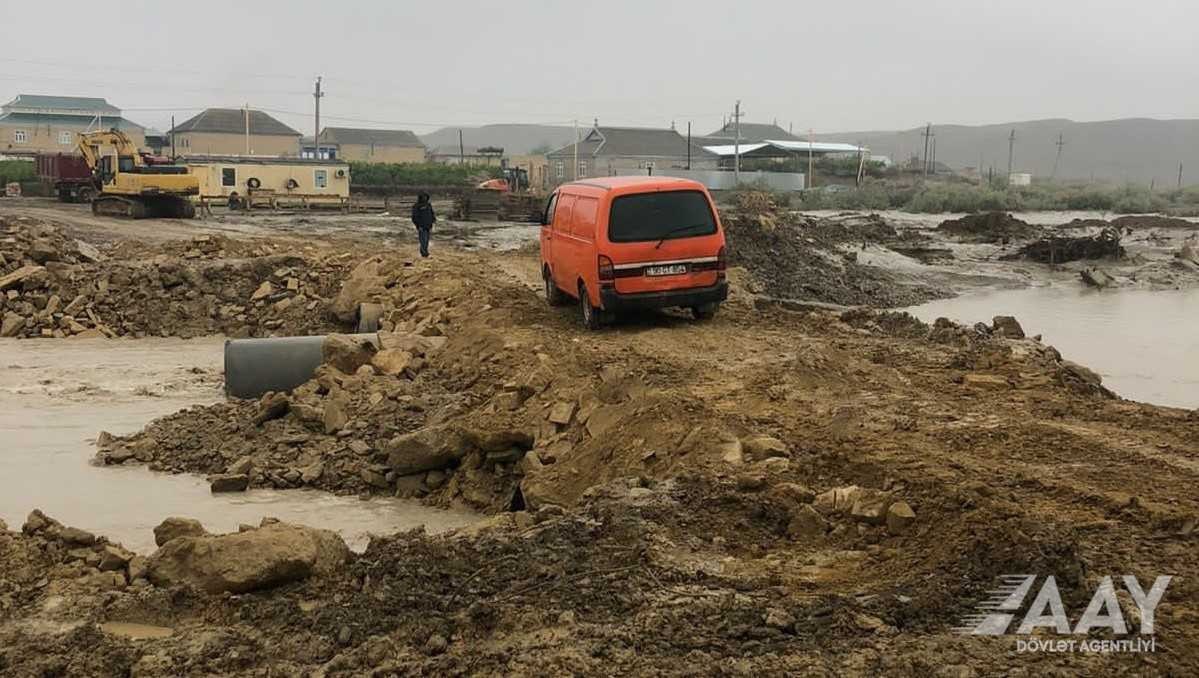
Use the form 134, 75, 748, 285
722, 196, 944, 307
936, 211, 1043, 243
1111, 215, 1198, 230
0, 216, 352, 339
1, 473, 1171, 676
1002, 226, 1124, 264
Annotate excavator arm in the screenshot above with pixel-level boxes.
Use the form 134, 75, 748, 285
76, 129, 142, 172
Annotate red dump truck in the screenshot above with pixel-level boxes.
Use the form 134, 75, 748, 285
35, 153, 97, 203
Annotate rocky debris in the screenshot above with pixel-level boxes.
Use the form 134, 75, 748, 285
254, 392, 291, 425
886, 501, 917, 535
209, 473, 250, 493
154, 517, 210, 546
849, 488, 894, 525
145, 521, 350, 594
990, 315, 1025, 339
323, 333, 378, 374
813, 485, 862, 515
787, 504, 829, 538
1080, 267, 1118, 288
741, 434, 788, 461
937, 212, 1042, 243
0, 217, 351, 339
1002, 226, 1124, 263
331, 256, 392, 323
547, 401, 576, 425
372, 349, 413, 376
386, 425, 474, 476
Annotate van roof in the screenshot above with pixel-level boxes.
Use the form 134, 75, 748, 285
562, 175, 705, 192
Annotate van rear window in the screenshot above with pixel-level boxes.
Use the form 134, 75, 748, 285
608, 190, 717, 243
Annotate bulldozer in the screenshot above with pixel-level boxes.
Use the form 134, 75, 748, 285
76, 129, 199, 218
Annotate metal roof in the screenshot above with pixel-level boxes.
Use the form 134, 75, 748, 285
170, 109, 301, 136
319, 127, 424, 148
704, 122, 800, 142
702, 140, 864, 156
0, 112, 144, 130
2, 94, 120, 114
547, 126, 712, 159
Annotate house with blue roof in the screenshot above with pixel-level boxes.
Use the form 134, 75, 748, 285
0, 94, 146, 155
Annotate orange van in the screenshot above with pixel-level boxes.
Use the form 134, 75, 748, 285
539, 176, 728, 328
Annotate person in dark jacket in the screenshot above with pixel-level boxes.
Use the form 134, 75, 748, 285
411, 193, 436, 257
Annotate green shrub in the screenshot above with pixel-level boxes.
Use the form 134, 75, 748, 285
0, 159, 35, 186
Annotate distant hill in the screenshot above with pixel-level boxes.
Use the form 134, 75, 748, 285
814, 118, 1199, 186
419, 124, 578, 155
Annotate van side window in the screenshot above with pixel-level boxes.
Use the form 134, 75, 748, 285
555, 194, 576, 232
544, 193, 558, 225
571, 197, 598, 240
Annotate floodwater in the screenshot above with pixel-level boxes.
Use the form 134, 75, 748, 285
0, 337, 479, 553
908, 286, 1199, 409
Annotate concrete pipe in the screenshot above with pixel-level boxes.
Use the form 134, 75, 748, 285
224, 333, 379, 399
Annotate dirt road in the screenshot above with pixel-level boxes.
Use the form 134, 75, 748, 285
1, 199, 1197, 676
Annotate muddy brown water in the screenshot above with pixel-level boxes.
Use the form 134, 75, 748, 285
909, 286, 1199, 409
0, 337, 479, 553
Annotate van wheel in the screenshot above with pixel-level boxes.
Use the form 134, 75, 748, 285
544, 268, 567, 306
692, 303, 718, 321
579, 283, 603, 330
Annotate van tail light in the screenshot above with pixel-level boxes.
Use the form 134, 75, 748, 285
598, 255, 615, 285
716, 246, 727, 279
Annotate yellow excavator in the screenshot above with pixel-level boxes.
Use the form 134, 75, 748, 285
76, 129, 199, 218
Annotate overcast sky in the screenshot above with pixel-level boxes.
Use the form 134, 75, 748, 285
1, 0, 1195, 135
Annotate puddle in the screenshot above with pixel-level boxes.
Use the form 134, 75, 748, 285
99, 622, 174, 640
907, 286, 1199, 409
1, 337, 480, 553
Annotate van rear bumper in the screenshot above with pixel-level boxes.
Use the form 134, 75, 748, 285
599, 280, 728, 312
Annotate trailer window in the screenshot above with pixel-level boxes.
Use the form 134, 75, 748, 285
314, 169, 328, 189
13, 130, 27, 143
221, 168, 236, 187
608, 190, 717, 243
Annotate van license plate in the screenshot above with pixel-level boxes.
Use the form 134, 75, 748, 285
645, 264, 687, 276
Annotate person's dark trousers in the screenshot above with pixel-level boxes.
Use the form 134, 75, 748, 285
417, 227, 431, 257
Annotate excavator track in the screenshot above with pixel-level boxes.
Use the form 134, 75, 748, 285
92, 195, 147, 219
91, 195, 195, 219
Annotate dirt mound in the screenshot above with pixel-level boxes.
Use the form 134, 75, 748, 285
725, 208, 944, 307
936, 211, 1043, 243
1111, 214, 1199, 230
1002, 226, 1124, 263
0, 217, 353, 339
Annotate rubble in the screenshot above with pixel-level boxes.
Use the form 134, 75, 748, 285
0, 216, 353, 339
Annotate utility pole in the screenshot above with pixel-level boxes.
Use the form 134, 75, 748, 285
920, 123, 932, 176
572, 119, 579, 182
1179, 162, 1184, 189
733, 100, 742, 184
1051, 132, 1065, 180
313, 76, 324, 159
1007, 129, 1016, 182
243, 104, 250, 155
685, 121, 695, 170
808, 128, 815, 189
458, 129, 465, 165
170, 115, 176, 162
